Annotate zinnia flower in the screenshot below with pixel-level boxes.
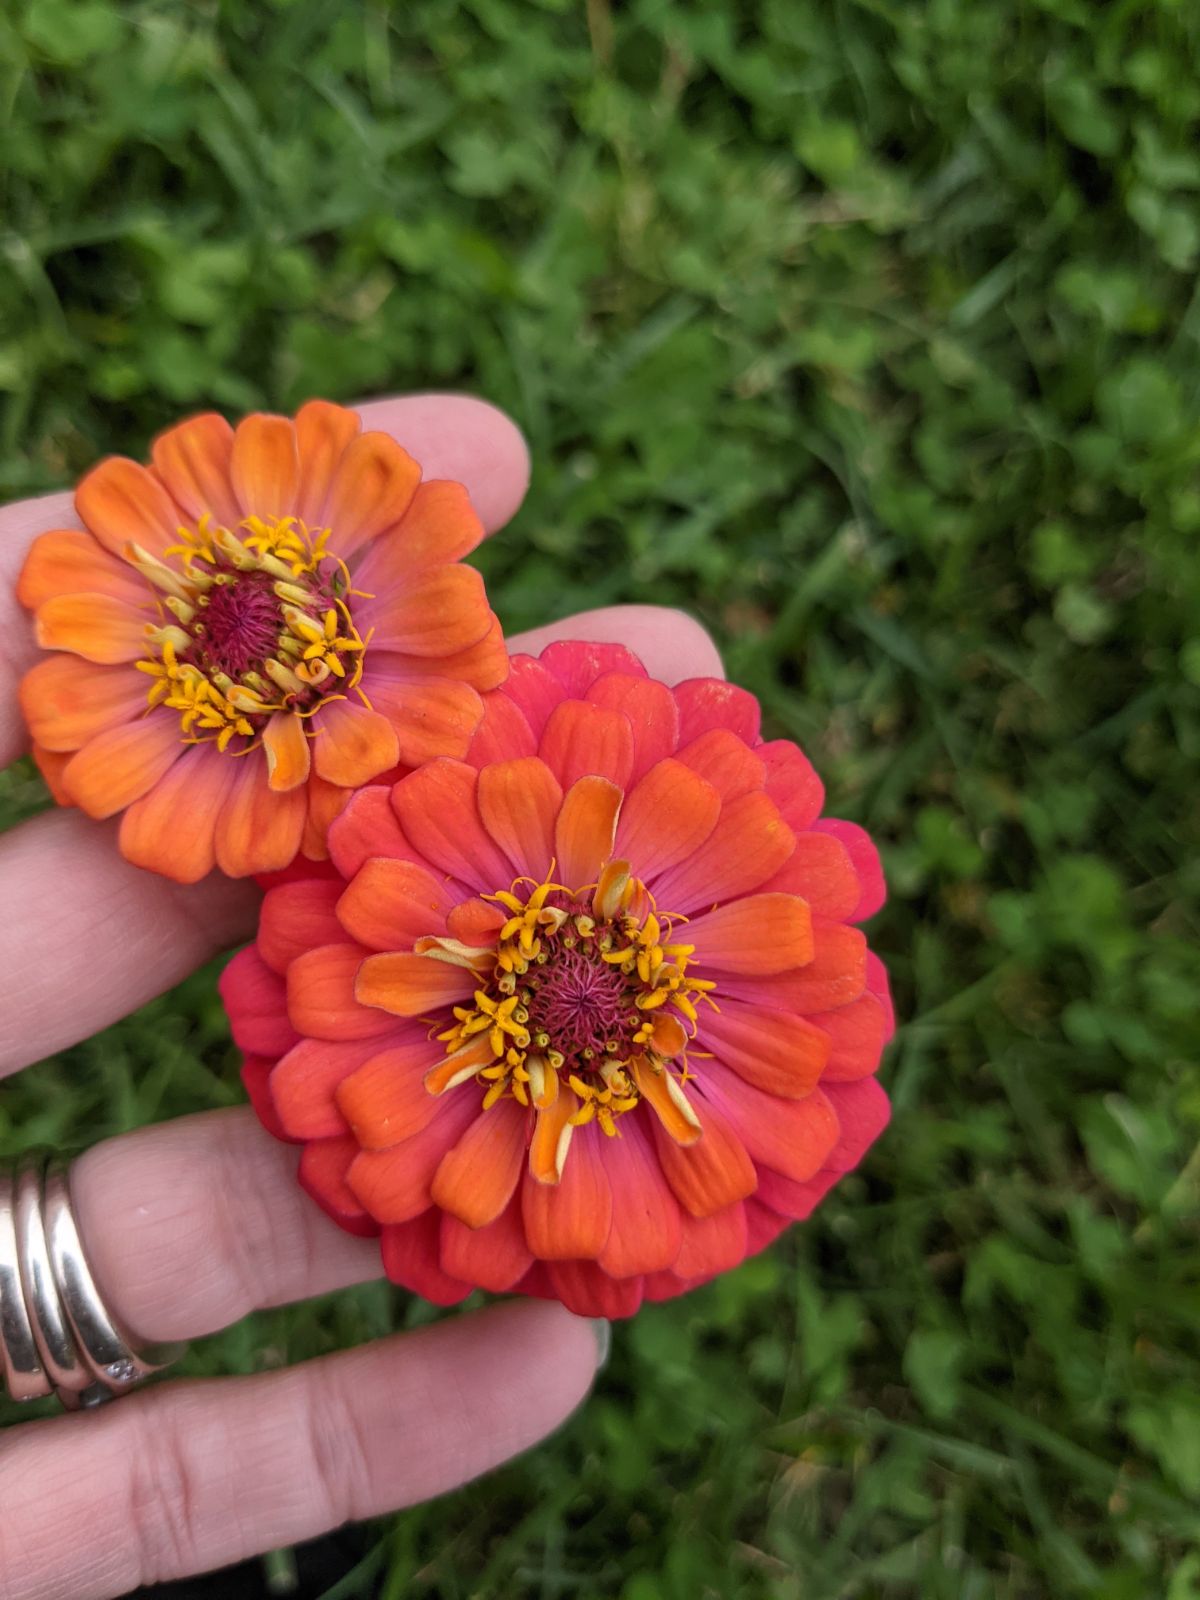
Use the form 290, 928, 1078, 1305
222, 640, 894, 1318
18, 403, 505, 880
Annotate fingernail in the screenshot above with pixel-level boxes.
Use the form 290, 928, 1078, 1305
590, 1318, 611, 1372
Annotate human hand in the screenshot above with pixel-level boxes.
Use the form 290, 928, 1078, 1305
0, 394, 722, 1599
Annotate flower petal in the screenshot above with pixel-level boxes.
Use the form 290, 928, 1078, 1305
324, 430, 421, 558
335, 1037, 446, 1149
685, 893, 813, 976
32, 744, 72, 804
118, 743, 235, 883
241, 1055, 291, 1144
370, 615, 509, 694
585, 673, 679, 782
545, 1261, 644, 1319
270, 1037, 382, 1140
675, 728, 766, 802
465, 691, 537, 767
75, 456, 182, 558
751, 1165, 840, 1224
499, 654, 564, 739
821, 1078, 891, 1173
18, 529, 147, 610
327, 785, 412, 879
336, 856, 455, 950
476, 756, 563, 879
293, 399, 360, 526
651, 1095, 756, 1219
597, 1121, 682, 1278
650, 792, 796, 915
361, 670, 483, 766
219, 946, 299, 1057
354, 480, 485, 586
673, 678, 760, 745
432, 1097, 528, 1228
215, 758, 307, 877
355, 950, 477, 1016
349, 1093, 478, 1223
288, 942, 392, 1041
613, 758, 720, 879
35, 593, 148, 664
390, 759, 514, 892
674, 1203, 749, 1280
263, 711, 311, 793
813, 819, 886, 921
554, 775, 623, 889
21, 656, 148, 752
760, 739, 825, 831
299, 1136, 379, 1238
311, 701, 400, 788
703, 1066, 840, 1184
440, 1194, 533, 1292
380, 1212, 472, 1305
540, 640, 647, 697
150, 413, 239, 527
259, 878, 344, 973
698, 998, 830, 1099
361, 564, 494, 656
810, 992, 888, 1082
230, 413, 299, 518
720, 922, 867, 1013
61, 715, 183, 817
538, 700, 634, 791
522, 1124, 613, 1260
762, 831, 861, 921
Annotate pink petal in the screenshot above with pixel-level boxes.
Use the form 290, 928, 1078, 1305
650, 792, 795, 915
675, 728, 766, 802
540, 639, 646, 698
701, 1065, 840, 1185
813, 819, 886, 921
500, 654, 564, 740
440, 1193, 533, 1293
585, 673, 680, 781
760, 739, 825, 831
381, 1211, 473, 1306
219, 947, 300, 1057
258, 879, 344, 974
596, 1120, 682, 1278
545, 1260, 644, 1319
390, 758, 514, 892
674, 1202, 749, 1279
327, 785, 414, 880
673, 678, 761, 745
464, 691, 538, 768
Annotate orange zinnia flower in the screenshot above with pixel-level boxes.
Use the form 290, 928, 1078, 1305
18, 404, 505, 879
222, 641, 894, 1319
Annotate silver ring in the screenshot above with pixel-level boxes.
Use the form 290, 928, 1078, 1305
0, 1151, 186, 1409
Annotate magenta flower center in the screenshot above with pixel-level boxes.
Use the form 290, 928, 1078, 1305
525, 932, 639, 1065
194, 571, 282, 678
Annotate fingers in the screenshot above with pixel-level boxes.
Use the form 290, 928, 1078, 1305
0, 393, 531, 767
0, 1299, 600, 1600
509, 604, 724, 684
71, 1109, 381, 1344
0, 812, 259, 1077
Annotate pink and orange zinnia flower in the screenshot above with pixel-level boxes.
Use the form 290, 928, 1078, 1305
222, 640, 894, 1319
18, 403, 505, 879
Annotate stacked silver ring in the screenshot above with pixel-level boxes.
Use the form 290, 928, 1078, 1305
0, 1152, 185, 1409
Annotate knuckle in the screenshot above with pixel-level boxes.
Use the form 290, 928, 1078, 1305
126, 1405, 204, 1585
301, 1370, 376, 1528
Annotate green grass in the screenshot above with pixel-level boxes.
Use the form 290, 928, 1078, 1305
2, 0, 1200, 1595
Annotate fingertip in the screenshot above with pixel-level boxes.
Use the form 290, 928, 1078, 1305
354, 393, 530, 535
508, 604, 725, 684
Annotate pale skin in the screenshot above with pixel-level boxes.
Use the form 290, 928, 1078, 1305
0, 394, 726, 1600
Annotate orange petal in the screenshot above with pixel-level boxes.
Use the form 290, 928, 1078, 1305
335, 1038, 445, 1148
230, 413, 299, 518
631, 1059, 702, 1147
362, 565, 494, 656
597, 1121, 682, 1278
271, 1036, 380, 1141
477, 756, 562, 879
214, 758, 307, 876
150, 413, 239, 526
762, 831, 861, 921
74, 456, 182, 558
585, 674, 679, 782
299, 771, 350, 861
32, 742, 72, 804
347, 1093, 479, 1224
538, 700, 635, 792
706, 1070, 840, 1184
650, 1012, 688, 1058
390, 759, 514, 892
311, 700, 399, 788
811, 993, 888, 1082
651, 791, 796, 915
18, 529, 146, 610
522, 1122, 613, 1259
35, 593, 147, 664
20, 656, 148, 752
371, 615, 509, 692
424, 1033, 497, 1095
614, 757, 721, 879
262, 710, 311, 793
446, 897, 506, 944
722, 922, 867, 1014
685, 893, 813, 975
651, 1096, 757, 1219
294, 399, 361, 527
465, 690, 537, 767
61, 715, 183, 818
355, 950, 477, 1016
554, 775, 623, 889
675, 728, 766, 802
698, 998, 830, 1098
674, 1203, 749, 1279
363, 671, 483, 765
325, 430, 421, 558
336, 856, 455, 951
258, 878, 344, 973
354, 479, 484, 584
117, 744, 235, 882
327, 784, 411, 879
529, 1089, 578, 1185
431, 1096, 527, 1228
287, 942, 391, 1041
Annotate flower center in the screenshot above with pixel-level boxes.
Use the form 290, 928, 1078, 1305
130, 514, 371, 753
421, 862, 716, 1170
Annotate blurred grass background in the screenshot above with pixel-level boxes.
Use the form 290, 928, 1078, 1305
1, 1, 1199, 1596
